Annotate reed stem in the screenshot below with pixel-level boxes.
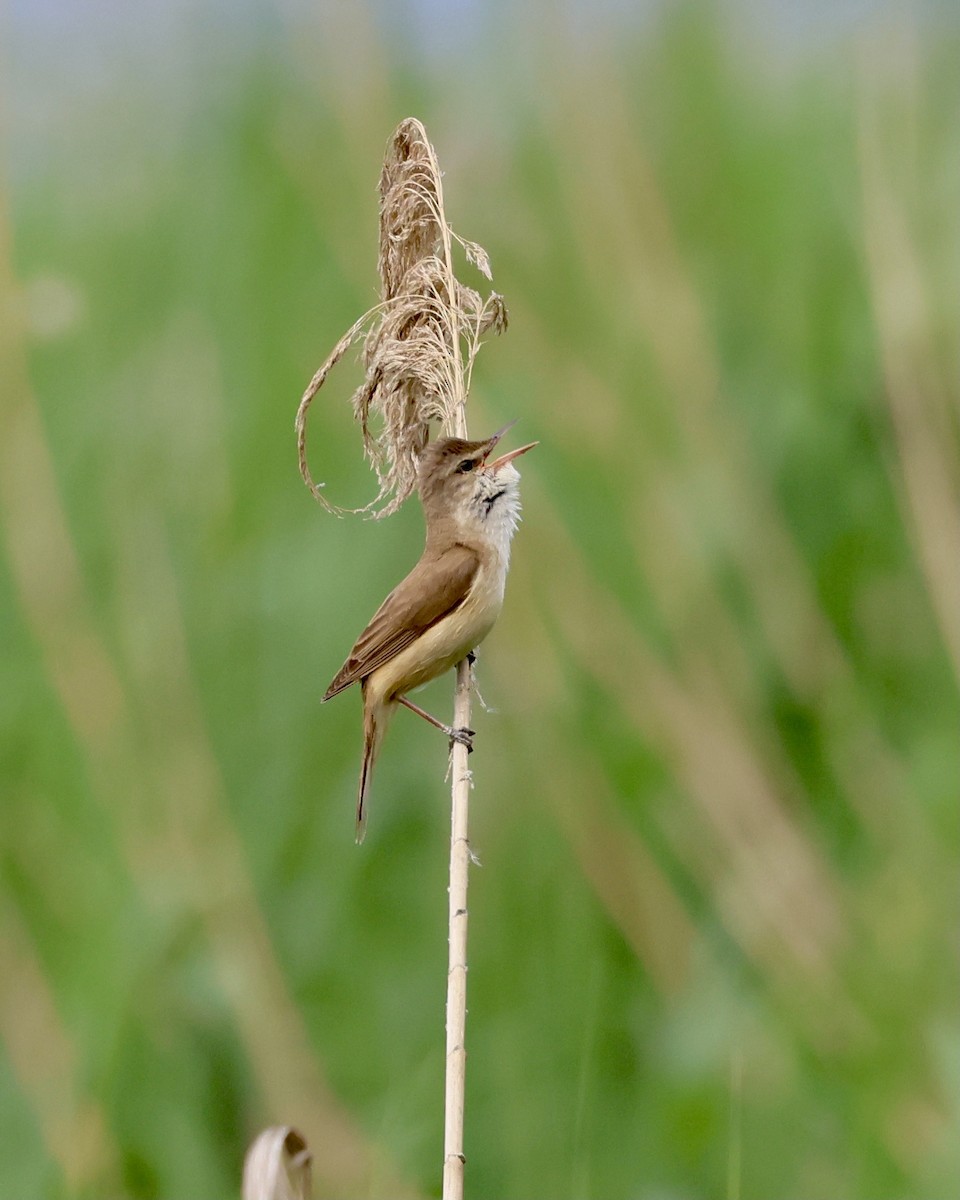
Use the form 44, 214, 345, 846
442, 656, 472, 1200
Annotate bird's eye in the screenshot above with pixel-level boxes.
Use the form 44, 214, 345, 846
456, 458, 477, 474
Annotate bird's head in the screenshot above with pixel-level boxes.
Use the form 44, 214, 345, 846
418, 423, 537, 535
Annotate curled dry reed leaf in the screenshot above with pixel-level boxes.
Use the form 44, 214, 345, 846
296, 117, 507, 516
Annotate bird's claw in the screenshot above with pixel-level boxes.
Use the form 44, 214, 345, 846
448, 726, 475, 753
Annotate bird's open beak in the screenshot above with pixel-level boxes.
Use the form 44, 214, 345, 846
480, 420, 538, 472
483, 442, 538, 472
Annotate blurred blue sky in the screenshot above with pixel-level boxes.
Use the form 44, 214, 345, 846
2, 0, 955, 188
6, 0, 954, 79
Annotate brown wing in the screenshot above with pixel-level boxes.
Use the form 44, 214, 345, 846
323, 543, 479, 700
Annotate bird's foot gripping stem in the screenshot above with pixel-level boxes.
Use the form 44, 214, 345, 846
448, 726, 475, 754
398, 695, 475, 753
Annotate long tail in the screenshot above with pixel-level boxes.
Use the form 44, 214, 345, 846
356, 692, 389, 843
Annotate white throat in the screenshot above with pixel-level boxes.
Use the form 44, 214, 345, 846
468, 464, 522, 565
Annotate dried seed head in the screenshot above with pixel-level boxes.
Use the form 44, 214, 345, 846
296, 118, 508, 517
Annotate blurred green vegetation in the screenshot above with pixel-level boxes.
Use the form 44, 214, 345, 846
2, 3, 959, 1198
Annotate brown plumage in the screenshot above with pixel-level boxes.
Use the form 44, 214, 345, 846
324, 427, 536, 840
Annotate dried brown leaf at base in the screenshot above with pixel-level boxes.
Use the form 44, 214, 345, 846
243, 1127, 312, 1200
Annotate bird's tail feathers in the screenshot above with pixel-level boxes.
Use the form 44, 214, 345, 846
356, 701, 386, 843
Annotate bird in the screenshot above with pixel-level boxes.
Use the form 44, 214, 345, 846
323, 423, 537, 841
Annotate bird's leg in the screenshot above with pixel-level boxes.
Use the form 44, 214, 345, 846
398, 696, 475, 752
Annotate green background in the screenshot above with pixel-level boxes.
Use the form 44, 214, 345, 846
1, 2, 958, 1197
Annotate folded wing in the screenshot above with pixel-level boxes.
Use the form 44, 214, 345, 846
323, 544, 480, 700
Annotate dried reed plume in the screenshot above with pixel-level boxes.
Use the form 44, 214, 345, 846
296, 117, 507, 513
